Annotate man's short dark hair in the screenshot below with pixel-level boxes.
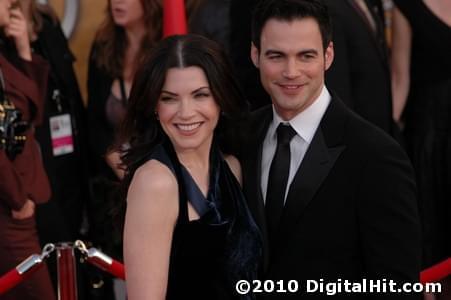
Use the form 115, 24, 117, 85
251, 0, 332, 51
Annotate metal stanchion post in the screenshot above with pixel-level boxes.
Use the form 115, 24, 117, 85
56, 243, 78, 300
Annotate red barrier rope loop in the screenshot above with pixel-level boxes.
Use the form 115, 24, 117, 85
0, 243, 55, 295
74, 240, 125, 280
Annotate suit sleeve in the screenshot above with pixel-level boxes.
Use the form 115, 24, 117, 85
357, 141, 421, 299
325, 5, 354, 108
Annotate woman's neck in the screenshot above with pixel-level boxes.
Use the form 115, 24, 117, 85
125, 22, 145, 52
176, 140, 213, 196
123, 23, 145, 81
176, 140, 213, 174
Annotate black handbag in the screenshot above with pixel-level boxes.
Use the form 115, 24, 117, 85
0, 68, 29, 160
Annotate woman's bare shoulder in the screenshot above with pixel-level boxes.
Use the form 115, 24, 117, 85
127, 159, 178, 208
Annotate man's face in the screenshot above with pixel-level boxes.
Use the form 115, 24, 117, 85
251, 18, 334, 121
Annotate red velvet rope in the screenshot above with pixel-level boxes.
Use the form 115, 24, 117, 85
0, 269, 21, 295
110, 260, 126, 280
420, 258, 451, 284
86, 256, 125, 280
1, 242, 449, 296
0, 263, 43, 295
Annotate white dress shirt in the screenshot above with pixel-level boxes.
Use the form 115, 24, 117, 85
261, 86, 331, 203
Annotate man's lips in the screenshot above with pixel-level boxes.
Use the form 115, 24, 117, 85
277, 83, 305, 89
276, 83, 306, 94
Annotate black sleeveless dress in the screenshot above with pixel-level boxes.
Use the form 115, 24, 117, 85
393, 0, 451, 268
148, 140, 262, 300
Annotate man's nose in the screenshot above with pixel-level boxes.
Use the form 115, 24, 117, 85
282, 59, 301, 79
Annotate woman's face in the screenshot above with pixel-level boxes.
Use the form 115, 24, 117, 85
110, 0, 144, 29
0, 0, 12, 27
156, 66, 221, 153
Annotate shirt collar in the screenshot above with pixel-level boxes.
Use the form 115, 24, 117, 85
269, 85, 331, 144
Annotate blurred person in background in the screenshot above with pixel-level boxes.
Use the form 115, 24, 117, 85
391, 0, 451, 298
15, 0, 90, 297
187, 0, 231, 53
324, 0, 396, 137
88, 0, 161, 182
0, 0, 55, 298
87, 0, 161, 251
87, 0, 162, 297
230, 0, 271, 110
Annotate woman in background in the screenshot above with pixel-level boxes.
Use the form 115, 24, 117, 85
391, 0, 451, 298
88, 0, 161, 179
86, 0, 161, 259
121, 34, 261, 299
0, 0, 55, 298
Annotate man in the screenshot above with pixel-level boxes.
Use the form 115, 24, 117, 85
240, 0, 421, 298
324, 0, 394, 135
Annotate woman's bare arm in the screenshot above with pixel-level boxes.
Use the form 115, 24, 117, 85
124, 160, 178, 299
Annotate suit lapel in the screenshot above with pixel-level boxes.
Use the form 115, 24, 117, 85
275, 98, 347, 246
276, 130, 345, 241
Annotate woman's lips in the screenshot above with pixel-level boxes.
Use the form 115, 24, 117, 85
174, 122, 203, 135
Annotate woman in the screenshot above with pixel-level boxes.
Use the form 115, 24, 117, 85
391, 1, 451, 298
88, 0, 161, 179
0, 0, 55, 298
121, 34, 261, 299
86, 0, 162, 262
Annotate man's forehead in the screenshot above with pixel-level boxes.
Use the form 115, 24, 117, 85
259, 18, 323, 50
261, 17, 320, 31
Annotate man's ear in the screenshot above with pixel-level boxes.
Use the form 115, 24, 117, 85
250, 42, 260, 68
324, 41, 334, 71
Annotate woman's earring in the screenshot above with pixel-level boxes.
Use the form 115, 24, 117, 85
154, 111, 159, 120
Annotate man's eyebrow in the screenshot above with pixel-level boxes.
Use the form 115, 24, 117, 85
298, 49, 319, 55
264, 49, 319, 56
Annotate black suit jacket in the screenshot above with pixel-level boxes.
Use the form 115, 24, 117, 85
240, 97, 421, 299
324, 0, 394, 135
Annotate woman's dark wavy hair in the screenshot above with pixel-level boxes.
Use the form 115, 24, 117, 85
113, 34, 248, 228
93, 0, 162, 78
